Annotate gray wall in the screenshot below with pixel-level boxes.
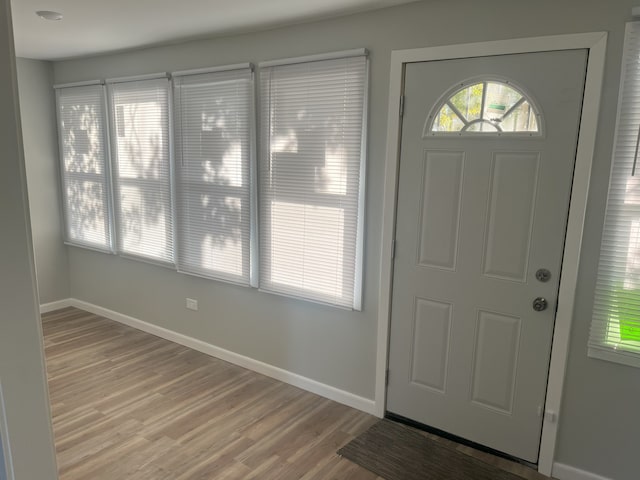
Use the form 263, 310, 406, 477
50, 1, 638, 478
0, 0, 59, 478
16, 58, 69, 305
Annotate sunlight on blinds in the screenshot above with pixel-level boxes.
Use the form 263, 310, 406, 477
108, 77, 174, 264
55, 84, 113, 251
173, 68, 253, 284
259, 53, 367, 309
590, 22, 640, 367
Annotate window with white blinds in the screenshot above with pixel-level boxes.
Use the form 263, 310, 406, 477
590, 22, 640, 368
107, 77, 174, 265
173, 67, 254, 285
55, 83, 113, 251
259, 52, 368, 309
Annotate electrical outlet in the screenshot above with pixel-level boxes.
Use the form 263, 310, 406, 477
186, 298, 198, 311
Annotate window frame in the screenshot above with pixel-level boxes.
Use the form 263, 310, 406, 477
257, 50, 369, 310
172, 64, 257, 286
589, 22, 640, 368
54, 81, 116, 253
54, 53, 369, 309
425, 75, 545, 138
106, 73, 176, 268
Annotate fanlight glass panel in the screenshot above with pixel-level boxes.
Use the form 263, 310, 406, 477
431, 81, 540, 134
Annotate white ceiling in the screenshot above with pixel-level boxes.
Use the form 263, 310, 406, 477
11, 0, 417, 60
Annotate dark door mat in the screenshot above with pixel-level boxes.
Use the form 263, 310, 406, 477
337, 419, 524, 480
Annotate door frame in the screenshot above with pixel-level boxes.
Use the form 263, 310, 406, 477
375, 32, 607, 475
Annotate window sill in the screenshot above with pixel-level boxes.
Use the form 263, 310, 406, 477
65, 241, 115, 255
587, 345, 640, 369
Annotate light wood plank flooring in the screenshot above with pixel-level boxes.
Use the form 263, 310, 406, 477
42, 307, 550, 479
43, 307, 381, 479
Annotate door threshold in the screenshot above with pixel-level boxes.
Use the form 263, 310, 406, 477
385, 412, 538, 470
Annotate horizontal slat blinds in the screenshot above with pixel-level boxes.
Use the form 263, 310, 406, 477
259, 54, 368, 309
590, 22, 640, 367
107, 78, 174, 264
55, 84, 113, 251
173, 68, 254, 284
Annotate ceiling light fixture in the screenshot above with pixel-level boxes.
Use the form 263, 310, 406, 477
36, 10, 63, 21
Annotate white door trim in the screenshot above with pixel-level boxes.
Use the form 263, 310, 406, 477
376, 32, 607, 476
0, 382, 15, 480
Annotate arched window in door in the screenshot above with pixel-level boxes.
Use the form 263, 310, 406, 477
426, 79, 542, 136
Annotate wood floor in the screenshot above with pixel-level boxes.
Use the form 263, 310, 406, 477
42, 307, 551, 479
43, 307, 381, 479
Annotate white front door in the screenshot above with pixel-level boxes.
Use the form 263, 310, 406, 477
386, 49, 587, 463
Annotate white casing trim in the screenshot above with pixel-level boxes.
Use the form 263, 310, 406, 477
41, 298, 376, 415
0, 382, 15, 480
552, 463, 614, 480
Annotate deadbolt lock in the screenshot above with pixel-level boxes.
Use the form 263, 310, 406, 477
532, 297, 548, 312
536, 268, 551, 283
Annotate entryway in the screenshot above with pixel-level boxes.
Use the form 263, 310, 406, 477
386, 49, 588, 463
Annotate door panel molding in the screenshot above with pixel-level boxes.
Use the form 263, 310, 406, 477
481, 151, 540, 283
409, 297, 453, 393
417, 150, 465, 271
470, 309, 522, 415
376, 32, 608, 476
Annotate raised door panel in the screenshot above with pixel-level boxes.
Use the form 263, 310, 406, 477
482, 152, 540, 282
471, 310, 522, 414
417, 150, 464, 270
410, 297, 453, 393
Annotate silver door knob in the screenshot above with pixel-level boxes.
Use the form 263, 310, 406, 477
532, 297, 548, 312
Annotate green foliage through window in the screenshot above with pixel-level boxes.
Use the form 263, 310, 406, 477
431, 81, 540, 134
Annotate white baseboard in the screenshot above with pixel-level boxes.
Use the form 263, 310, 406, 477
61, 298, 376, 415
39, 298, 73, 314
552, 463, 613, 480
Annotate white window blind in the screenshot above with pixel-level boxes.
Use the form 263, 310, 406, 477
107, 77, 174, 265
173, 67, 254, 285
590, 22, 640, 368
259, 52, 368, 309
55, 83, 113, 251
